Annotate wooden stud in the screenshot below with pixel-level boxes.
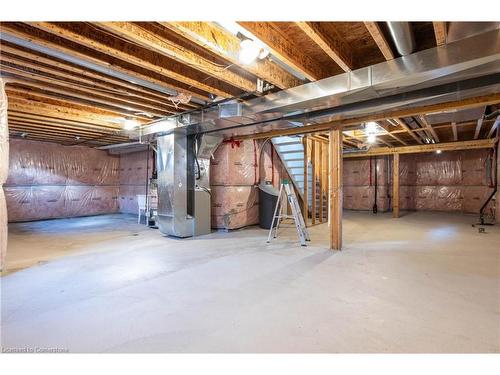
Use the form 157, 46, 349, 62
364, 22, 395, 61
295, 22, 352, 72
433, 22, 447, 46
474, 118, 484, 139
311, 140, 317, 225
322, 142, 328, 222
451, 122, 458, 141
319, 142, 324, 223
392, 153, 400, 218
303, 136, 309, 225
487, 116, 500, 138
497, 141, 500, 224
329, 129, 342, 250
418, 115, 440, 143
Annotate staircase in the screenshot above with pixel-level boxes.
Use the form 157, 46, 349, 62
271, 136, 313, 207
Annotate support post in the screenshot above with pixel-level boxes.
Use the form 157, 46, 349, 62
319, 142, 324, 223
329, 129, 342, 250
311, 140, 317, 225
392, 153, 400, 218
496, 141, 500, 223
303, 136, 309, 225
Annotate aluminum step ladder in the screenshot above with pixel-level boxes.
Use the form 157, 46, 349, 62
267, 179, 310, 246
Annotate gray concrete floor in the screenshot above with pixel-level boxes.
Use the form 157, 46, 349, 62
1, 211, 499, 353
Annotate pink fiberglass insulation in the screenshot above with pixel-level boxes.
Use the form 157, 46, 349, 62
209, 139, 289, 229
118, 150, 154, 214
5, 139, 120, 222
343, 149, 496, 214
1, 80, 8, 270
401, 149, 496, 214
343, 157, 390, 212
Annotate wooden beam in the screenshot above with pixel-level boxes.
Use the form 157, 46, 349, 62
418, 115, 440, 142
343, 138, 496, 158
392, 118, 423, 144
392, 153, 400, 218
26, 22, 234, 98
159, 22, 301, 89
1, 23, 210, 101
451, 121, 458, 141
364, 22, 394, 61
94, 22, 256, 93
303, 136, 309, 225
329, 128, 342, 250
311, 140, 317, 225
237, 22, 331, 81
433, 22, 447, 46
237, 93, 500, 140
295, 22, 352, 72
487, 116, 500, 138
474, 118, 484, 139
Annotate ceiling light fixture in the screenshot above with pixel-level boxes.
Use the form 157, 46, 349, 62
237, 32, 268, 65
367, 134, 377, 144
123, 119, 139, 130
436, 149, 442, 154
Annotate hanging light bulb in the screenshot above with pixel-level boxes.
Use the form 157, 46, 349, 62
239, 38, 261, 65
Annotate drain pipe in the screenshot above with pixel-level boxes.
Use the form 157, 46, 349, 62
386, 22, 416, 56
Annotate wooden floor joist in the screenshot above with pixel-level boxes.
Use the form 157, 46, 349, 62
295, 22, 353, 72
159, 22, 301, 89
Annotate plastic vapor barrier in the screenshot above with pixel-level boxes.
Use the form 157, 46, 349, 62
343, 157, 390, 212
400, 149, 496, 213
0, 80, 9, 270
209, 140, 288, 230
5, 139, 121, 222
118, 150, 154, 214
343, 149, 496, 215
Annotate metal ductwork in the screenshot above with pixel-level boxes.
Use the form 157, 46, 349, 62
141, 28, 500, 140
156, 131, 221, 238
386, 22, 415, 56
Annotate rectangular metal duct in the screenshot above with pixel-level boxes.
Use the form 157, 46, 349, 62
156, 131, 194, 238
156, 131, 221, 238
142, 29, 500, 139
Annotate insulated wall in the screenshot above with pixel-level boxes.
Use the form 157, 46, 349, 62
343, 149, 496, 215
5, 139, 120, 222
210, 140, 288, 230
399, 149, 496, 214
0, 80, 9, 270
343, 157, 391, 212
118, 150, 154, 214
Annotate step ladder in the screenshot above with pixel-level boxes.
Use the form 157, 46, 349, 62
267, 179, 311, 246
